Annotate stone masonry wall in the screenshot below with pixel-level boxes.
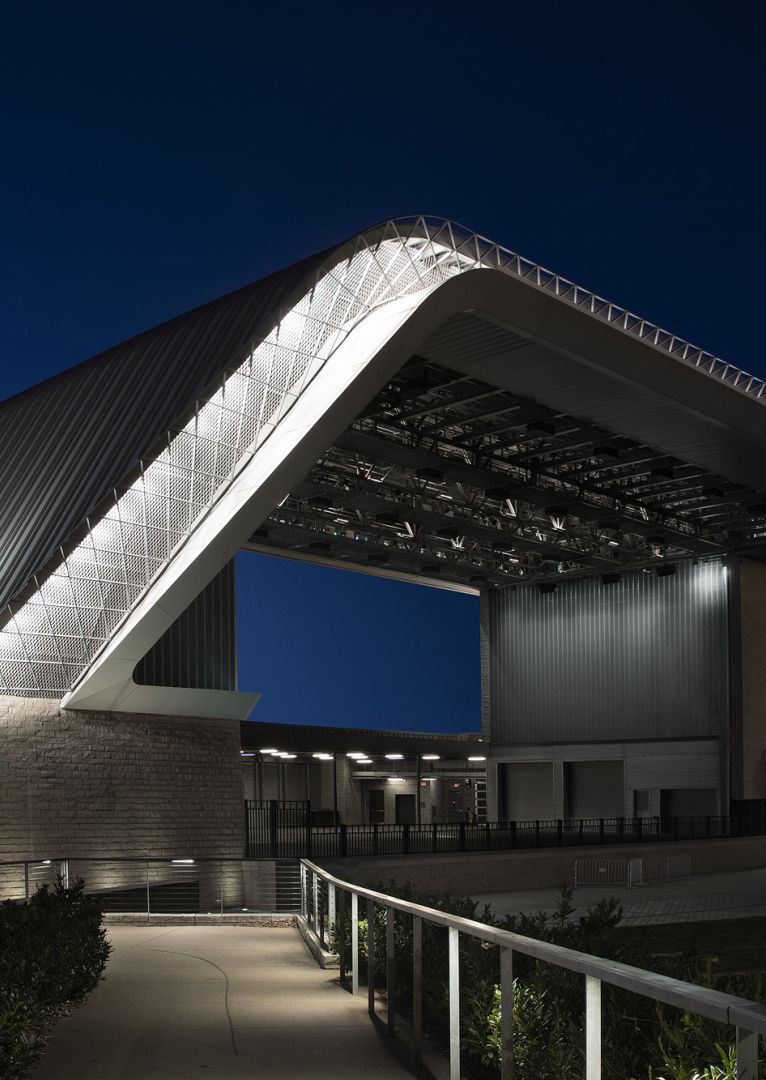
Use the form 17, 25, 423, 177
0, 696, 245, 863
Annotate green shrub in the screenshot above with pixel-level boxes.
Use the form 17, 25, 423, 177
0, 878, 110, 1080
329, 883, 759, 1079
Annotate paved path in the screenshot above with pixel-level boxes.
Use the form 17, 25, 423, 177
32, 925, 421, 1080
476, 866, 766, 925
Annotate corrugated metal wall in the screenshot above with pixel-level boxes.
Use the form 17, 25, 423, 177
133, 560, 236, 690
490, 560, 728, 744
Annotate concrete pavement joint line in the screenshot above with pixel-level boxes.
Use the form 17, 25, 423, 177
154, 949, 238, 1056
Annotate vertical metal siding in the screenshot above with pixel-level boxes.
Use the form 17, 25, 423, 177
133, 559, 236, 690
489, 561, 728, 744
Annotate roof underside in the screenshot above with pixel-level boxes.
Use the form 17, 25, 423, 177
246, 311, 766, 588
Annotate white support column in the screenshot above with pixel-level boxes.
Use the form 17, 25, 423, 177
500, 947, 514, 1078
585, 975, 601, 1080
448, 927, 460, 1080
328, 882, 336, 930
412, 916, 422, 1065
351, 892, 359, 995
736, 1026, 758, 1080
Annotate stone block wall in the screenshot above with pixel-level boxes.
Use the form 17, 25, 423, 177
0, 695, 245, 904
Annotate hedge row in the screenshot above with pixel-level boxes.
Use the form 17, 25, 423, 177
0, 879, 110, 1079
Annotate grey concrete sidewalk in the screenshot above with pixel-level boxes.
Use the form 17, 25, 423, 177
476, 866, 766, 925
32, 925, 421, 1080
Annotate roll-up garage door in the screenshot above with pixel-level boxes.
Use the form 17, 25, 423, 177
502, 762, 554, 821
566, 761, 624, 818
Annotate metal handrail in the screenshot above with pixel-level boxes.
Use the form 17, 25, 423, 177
301, 857, 766, 1079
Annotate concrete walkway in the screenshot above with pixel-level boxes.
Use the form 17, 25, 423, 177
32, 925, 421, 1080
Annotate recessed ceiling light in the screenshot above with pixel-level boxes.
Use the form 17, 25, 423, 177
313, 752, 333, 760
421, 754, 440, 760
260, 748, 278, 754
468, 756, 486, 762
385, 754, 404, 760
346, 752, 366, 759
357, 758, 373, 764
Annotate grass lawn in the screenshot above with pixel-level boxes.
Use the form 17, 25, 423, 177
616, 917, 766, 976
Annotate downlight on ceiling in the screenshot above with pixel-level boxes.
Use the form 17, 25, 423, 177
468, 756, 487, 762
313, 753, 333, 760
357, 758, 373, 764
421, 754, 440, 761
260, 748, 279, 754
346, 752, 366, 759
385, 754, 404, 760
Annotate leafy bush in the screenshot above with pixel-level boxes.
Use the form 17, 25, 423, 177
0, 878, 110, 1080
330, 883, 758, 1079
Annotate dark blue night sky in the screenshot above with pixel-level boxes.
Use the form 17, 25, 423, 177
1, 3, 764, 731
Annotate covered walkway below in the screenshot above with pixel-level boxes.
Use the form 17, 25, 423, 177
32, 925, 422, 1079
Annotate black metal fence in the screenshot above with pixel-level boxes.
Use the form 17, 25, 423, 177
244, 803, 763, 859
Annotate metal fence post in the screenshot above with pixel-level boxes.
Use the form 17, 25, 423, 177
501, 947, 514, 1078
432, 822, 437, 853
459, 822, 466, 851
340, 824, 348, 857
585, 975, 601, 1079
598, 818, 605, 845
386, 907, 395, 1036
338, 888, 346, 981
300, 862, 307, 919
403, 823, 410, 855
313, 870, 320, 931
412, 915, 423, 1065
736, 1025, 758, 1080
351, 891, 359, 995
557, 819, 563, 846
367, 898, 376, 1017
448, 926, 460, 1080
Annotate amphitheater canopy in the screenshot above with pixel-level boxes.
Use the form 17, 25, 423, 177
1, 217, 765, 712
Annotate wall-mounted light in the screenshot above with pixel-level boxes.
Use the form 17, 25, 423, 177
172, 859, 195, 865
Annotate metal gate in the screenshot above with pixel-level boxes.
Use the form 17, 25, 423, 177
245, 800, 311, 858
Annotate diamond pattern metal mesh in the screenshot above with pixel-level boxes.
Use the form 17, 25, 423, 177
2, 216, 762, 696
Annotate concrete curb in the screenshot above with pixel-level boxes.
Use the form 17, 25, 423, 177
297, 914, 340, 967
104, 912, 297, 926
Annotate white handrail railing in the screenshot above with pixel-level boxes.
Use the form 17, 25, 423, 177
301, 857, 766, 1080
